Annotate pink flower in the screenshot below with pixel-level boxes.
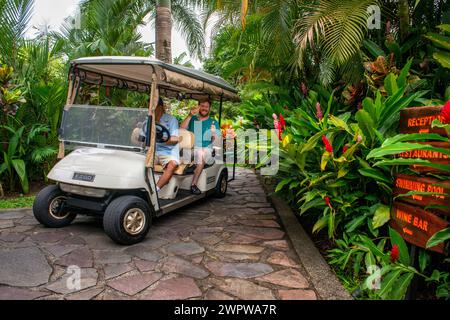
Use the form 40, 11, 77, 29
441, 100, 450, 124
301, 82, 308, 96
357, 135, 363, 143
390, 245, 399, 263
322, 136, 333, 153
273, 114, 282, 141
316, 102, 323, 120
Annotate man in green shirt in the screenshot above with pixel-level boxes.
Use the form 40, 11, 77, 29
181, 98, 220, 195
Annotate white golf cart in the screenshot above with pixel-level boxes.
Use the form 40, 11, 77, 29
33, 56, 239, 245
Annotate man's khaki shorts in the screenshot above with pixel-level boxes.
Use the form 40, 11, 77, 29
156, 155, 180, 168
194, 147, 215, 166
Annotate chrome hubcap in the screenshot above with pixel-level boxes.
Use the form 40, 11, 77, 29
220, 177, 227, 193
123, 209, 146, 235
49, 196, 70, 220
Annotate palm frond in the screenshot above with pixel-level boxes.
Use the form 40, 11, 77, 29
294, 0, 379, 67
172, 1, 205, 60
0, 0, 34, 66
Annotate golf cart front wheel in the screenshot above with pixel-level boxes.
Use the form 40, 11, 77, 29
103, 196, 152, 245
215, 170, 228, 198
33, 185, 77, 228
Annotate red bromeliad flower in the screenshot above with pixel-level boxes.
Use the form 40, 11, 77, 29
324, 196, 332, 209
343, 145, 349, 154
390, 245, 399, 263
441, 99, 450, 124
322, 136, 333, 153
279, 114, 286, 129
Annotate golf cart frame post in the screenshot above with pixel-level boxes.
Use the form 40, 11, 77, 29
36, 56, 240, 245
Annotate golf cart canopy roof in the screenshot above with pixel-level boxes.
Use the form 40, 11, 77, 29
70, 56, 240, 102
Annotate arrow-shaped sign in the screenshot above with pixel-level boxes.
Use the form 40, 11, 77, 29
403, 227, 413, 236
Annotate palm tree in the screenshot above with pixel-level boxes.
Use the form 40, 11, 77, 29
155, 0, 172, 62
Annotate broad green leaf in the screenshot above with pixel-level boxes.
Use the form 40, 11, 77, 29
372, 204, 391, 229
275, 178, 292, 192
321, 151, 332, 171
426, 228, 450, 248
374, 158, 450, 173
433, 51, 450, 69
419, 250, 431, 273
355, 110, 375, 143
345, 214, 368, 233
329, 114, 351, 133
390, 273, 414, 300
367, 142, 450, 159
7, 126, 25, 157
425, 33, 450, 50
382, 133, 449, 147
379, 269, 403, 299
389, 227, 410, 265
358, 168, 391, 184
11, 159, 29, 194
363, 39, 386, 58
384, 73, 399, 96
312, 213, 329, 234
397, 58, 413, 88
328, 211, 335, 239
301, 130, 329, 153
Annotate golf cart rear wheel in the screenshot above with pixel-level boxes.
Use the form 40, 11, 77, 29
33, 185, 77, 228
103, 196, 152, 245
215, 170, 228, 198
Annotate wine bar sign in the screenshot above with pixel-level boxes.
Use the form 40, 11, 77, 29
391, 105, 449, 254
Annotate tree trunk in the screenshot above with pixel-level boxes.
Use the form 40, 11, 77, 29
398, 0, 410, 41
155, 0, 172, 63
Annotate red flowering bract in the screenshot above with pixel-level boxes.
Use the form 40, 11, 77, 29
343, 145, 349, 154
322, 136, 333, 153
390, 245, 399, 263
324, 196, 332, 209
279, 114, 286, 129
441, 99, 450, 124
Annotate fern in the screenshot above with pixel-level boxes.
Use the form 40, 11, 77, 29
31, 146, 57, 163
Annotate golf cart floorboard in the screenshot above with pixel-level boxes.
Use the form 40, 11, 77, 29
158, 189, 206, 215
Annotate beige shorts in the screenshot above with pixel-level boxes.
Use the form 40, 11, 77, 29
194, 147, 215, 166
156, 155, 180, 168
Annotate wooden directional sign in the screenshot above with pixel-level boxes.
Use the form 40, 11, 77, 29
399, 106, 446, 136
398, 141, 450, 173
394, 174, 450, 216
391, 201, 449, 253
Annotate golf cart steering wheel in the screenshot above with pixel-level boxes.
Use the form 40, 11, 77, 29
156, 123, 171, 143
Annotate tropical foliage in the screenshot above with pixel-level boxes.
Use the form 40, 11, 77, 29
1, 0, 449, 300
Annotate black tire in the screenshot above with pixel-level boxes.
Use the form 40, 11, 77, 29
215, 170, 228, 198
33, 185, 77, 228
103, 196, 152, 245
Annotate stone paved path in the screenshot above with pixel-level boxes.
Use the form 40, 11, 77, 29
0, 168, 317, 300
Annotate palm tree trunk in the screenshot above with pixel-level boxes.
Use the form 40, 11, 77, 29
155, 0, 172, 63
398, 0, 410, 41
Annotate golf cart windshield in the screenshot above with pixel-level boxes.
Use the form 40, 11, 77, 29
60, 104, 148, 152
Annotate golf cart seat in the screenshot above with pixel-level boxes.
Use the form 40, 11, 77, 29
154, 128, 196, 175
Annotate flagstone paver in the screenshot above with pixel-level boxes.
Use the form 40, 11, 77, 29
0, 168, 318, 300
